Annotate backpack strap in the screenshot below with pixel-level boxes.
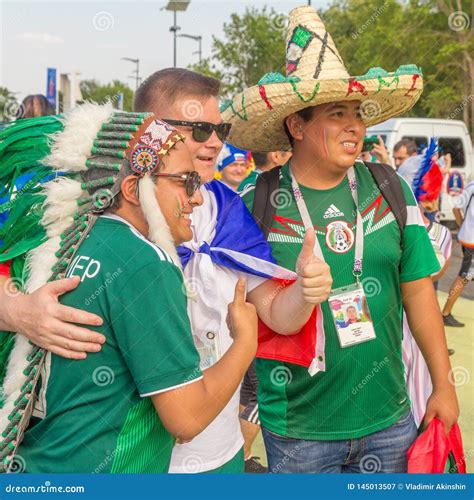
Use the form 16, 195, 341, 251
365, 162, 407, 242
252, 162, 407, 245
251, 167, 282, 239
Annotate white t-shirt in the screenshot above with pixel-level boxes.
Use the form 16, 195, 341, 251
169, 185, 264, 473
454, 180, 474, 246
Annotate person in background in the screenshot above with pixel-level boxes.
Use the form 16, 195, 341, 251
402, 154, 453, 429
215, 143, 250, 191
238, 147, 293, 472
393, 138, 418, 170
442, 179, 474, 327
17, 94, 55, 119
239, 151, 292, 192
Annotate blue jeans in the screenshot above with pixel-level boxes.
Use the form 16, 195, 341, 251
262, 410, 417, 473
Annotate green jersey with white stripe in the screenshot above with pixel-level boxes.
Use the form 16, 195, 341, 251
242, 162, 439, 440
19, 215, 202, 472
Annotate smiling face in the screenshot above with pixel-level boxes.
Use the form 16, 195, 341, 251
154, 95, 224, 184
346, 306, 358, 321
154, 141, 203, 244
288, 100, 366, 176
220, 160, 248, 191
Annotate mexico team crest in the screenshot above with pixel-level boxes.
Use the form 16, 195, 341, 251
325, 220, 354, 253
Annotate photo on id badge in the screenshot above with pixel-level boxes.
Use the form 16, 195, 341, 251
328, 283, 376, 348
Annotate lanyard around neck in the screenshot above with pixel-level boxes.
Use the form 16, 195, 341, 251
289, 165, 364, 283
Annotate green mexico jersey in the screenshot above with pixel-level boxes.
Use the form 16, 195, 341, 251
19, 215, 202, 472
242, 162, 439, 440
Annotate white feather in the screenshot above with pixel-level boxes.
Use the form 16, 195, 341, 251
41, 178, 84, 237
24, 237, 61, 293
0, 234, 61, 429
138, 175, 180, 267
44, 102, 114, 172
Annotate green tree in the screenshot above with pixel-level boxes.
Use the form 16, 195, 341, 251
190, 7, 287, 98
322, 0, 473, 133
0, 87, 19, 123
79, 80, 134, 111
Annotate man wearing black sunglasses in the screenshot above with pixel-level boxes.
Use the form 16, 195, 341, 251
133, 68, 332, 474
1, 68, 332, 475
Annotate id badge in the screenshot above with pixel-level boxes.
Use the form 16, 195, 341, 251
328, 282, 376, 348
195, 331, 221, 370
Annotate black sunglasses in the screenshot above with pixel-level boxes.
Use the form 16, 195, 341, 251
155, 170, 201, 197
163, 119, 231, 143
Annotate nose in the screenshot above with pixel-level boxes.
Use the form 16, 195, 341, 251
189, 188, 203, 207
204, 130, 222, 150
346, 115, 365, 137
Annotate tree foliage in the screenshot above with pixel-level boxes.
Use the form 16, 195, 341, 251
190, 7, 286, 98
0, 87, 19, 123
79, 80, 134, 111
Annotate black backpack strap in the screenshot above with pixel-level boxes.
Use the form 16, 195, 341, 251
365, 162, 407, 242
251, 167, 282, 239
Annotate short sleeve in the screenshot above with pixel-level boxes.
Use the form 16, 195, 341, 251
453, 183, 474, 210
398, 177, 440, 282
240, 183, 256, 213
110, 261, 202, 396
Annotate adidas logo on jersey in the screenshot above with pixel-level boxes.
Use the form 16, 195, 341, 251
323, 204, 344, 219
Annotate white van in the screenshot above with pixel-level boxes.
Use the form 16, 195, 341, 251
367, 118, 473, 222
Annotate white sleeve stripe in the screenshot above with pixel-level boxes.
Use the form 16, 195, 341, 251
406, 206, 425, 227
140, 375, 203, 397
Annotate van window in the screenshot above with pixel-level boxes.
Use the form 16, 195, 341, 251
438, 138, 465, 168
401, 136, 428, 151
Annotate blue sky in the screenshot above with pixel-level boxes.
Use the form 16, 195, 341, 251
0, 0, 330, 99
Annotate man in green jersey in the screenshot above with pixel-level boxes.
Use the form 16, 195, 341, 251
3, 105, 258, 473
223, 6, 459, 473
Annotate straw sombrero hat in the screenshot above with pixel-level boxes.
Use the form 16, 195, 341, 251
221, 5, 423, 152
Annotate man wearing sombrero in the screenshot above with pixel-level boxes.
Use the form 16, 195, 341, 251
224, 6, 459, 473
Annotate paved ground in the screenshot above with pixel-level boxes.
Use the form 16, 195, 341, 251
252, 239, 474, 472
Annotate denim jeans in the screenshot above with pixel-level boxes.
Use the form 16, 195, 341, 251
262, 410, 417, 473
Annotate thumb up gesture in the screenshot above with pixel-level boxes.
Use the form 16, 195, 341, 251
296, 228, 333, 304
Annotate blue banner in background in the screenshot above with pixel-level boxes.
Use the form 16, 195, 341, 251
46, 68, 57, 112
0, 474, 472, 500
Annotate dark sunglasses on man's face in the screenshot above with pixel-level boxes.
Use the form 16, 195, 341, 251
163, 119, 231, 143
155, 170, 201, 197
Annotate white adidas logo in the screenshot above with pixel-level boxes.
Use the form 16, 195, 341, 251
323, 204, 344, 219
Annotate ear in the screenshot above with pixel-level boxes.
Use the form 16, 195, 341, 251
285, 113, 304, 142
120, 175, 141, 206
